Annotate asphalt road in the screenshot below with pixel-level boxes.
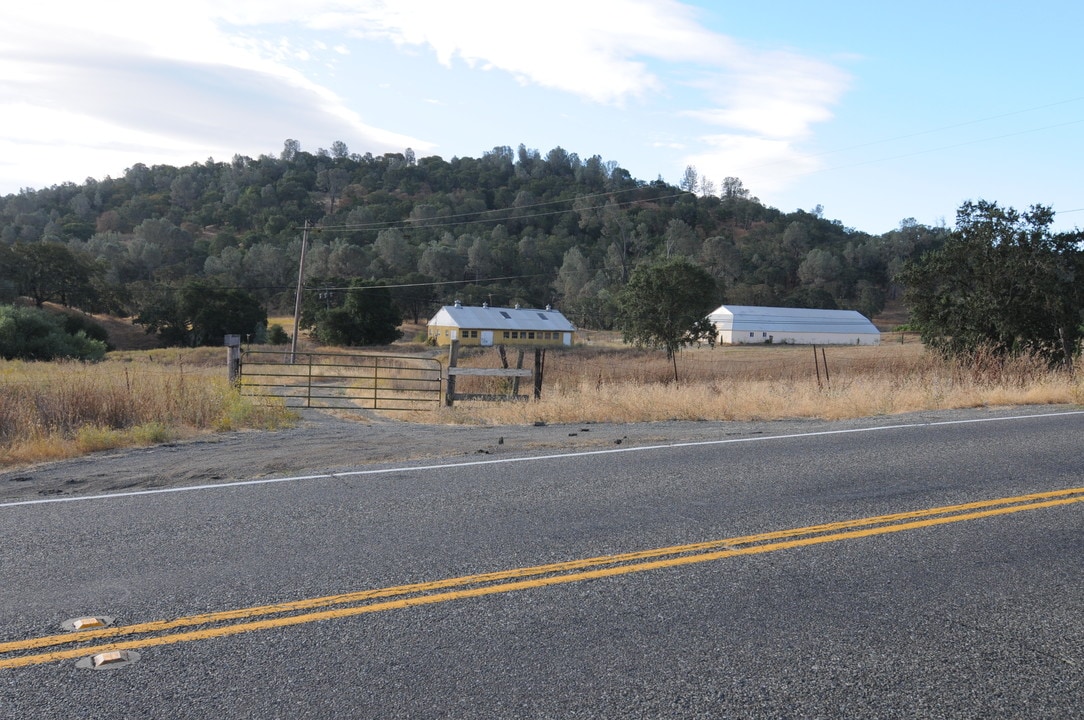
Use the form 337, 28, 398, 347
1, 409, 1082, 718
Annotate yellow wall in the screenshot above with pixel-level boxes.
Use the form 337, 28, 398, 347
428, 325, 572, 347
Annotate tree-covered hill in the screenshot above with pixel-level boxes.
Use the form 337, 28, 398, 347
0, 140, 949, 333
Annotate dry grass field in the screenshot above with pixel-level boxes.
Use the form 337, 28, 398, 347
0, 349, 295, 467
2, 326, 1081, 468
432, 335, 1084, 425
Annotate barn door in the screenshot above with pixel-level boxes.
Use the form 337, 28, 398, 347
480, 330, 494, 346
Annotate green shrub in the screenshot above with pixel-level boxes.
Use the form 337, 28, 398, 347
0, 305, 107, 361
63, 313, 112, 348
267, 324, 290, 345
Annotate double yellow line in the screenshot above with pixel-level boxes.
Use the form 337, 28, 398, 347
3, 487, 1082, 669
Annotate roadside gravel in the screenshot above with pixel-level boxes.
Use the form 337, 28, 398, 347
1, 405, 1075, 503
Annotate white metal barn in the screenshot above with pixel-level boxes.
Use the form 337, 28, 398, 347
708, 305, 881, 346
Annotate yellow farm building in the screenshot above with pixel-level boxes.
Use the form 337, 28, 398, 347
427, 302, 575, 347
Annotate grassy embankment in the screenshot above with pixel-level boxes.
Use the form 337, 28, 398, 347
0, 345, 296, 468
1, 313, 1080, 468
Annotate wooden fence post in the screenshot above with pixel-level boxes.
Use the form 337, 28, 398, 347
534, 348, 544, 399
512, 349, 525, 396
445, 339, 459, 406
225, 334, 241, 386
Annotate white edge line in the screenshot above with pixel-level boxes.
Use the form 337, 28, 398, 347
3, 410, 1082, 510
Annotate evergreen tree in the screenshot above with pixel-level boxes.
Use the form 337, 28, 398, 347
899, 200, 1083, 365
0, 139, 946, 329
306, 280, 403, 347
135, 280, 267, 347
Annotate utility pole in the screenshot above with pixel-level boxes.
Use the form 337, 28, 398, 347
290, 221, 310, 363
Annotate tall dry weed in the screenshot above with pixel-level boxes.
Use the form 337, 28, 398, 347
0, 356, 294, 467
4, 343, 1080, 466
423, 343, 1082, 426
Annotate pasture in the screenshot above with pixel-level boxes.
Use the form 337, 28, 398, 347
2, 331, 1080, 467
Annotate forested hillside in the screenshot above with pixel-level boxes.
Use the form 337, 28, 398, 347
0, 140, 948, 334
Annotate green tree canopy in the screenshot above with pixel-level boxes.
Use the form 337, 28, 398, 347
617, 257, 719, 379
302, 279, 403, 347
4, 242, 101, 308
0, 305, 108, 361
899, 200, 1084, 365
135, 280, 267, 347
384, 272, 439, 324
0, 139, 944, 328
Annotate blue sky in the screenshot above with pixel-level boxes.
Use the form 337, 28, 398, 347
2, 1, 1081, 235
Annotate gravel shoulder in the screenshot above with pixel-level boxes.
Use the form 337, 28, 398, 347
1, 405, 1077, 503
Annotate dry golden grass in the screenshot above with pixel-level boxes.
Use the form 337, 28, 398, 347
3, 339, 1081, 467
0, 353, 296, 467
418, 340, 1083, 425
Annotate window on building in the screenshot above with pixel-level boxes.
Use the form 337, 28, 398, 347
528, 332, 535, 339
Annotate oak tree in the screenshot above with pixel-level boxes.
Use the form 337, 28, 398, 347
899, 200, 1083, 366
617, 257, 719, 380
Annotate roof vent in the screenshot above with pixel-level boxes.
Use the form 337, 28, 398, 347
482, 301, 488, 308
454, 300, 462, 308
514, 303, 521, 309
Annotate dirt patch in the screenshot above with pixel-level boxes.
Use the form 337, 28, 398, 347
871, 298, 909, 331
41, 303, 164, 351
93, 313, 164, 351
0, 412, 704, 502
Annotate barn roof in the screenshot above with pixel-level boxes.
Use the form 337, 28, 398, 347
429, 303, 576, 332
708, 305, 879, 335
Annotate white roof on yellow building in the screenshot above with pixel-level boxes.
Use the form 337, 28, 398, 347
429, 303, 575, 332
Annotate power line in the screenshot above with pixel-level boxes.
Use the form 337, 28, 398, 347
774, 95, 1084, 171
305, 273, 552, 292
722, 95, 1084, 181
760, 118, 1084, 184
297, 188, 692, 235
298, 100, 1084, 233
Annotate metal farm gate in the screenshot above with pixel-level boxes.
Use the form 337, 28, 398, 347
239, 350, 442, 411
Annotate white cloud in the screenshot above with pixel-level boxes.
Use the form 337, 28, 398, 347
0, 1, 850, 194
683, 134, 820, 196
300, 0, 849, 181
325, 0, 675, 105
0, 1, 430, 191
684, 50, 849, 139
